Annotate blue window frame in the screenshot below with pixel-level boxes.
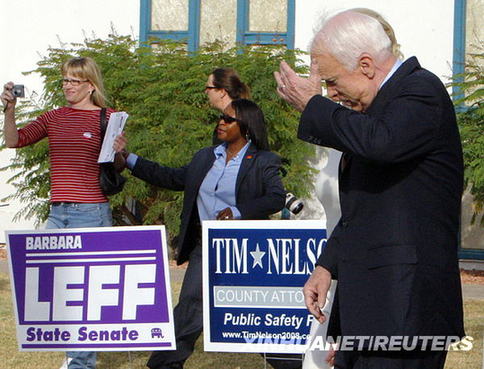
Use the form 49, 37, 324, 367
236, 0, 295, 48
140, 0, 295, 50
453, 0, 483, 260
139, 0, 200, 52
453, 0, 467, 103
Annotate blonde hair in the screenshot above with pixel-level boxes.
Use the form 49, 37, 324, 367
61, 57, 107, 107
351, 8, 403, 60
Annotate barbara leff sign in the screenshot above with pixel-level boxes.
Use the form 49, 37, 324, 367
5, 226, 175, 351
202, 220, 327, 353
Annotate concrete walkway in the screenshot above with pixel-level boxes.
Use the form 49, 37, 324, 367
0, 259, 482, 300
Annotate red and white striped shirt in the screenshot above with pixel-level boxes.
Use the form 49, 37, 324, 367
15, 107, 115, 203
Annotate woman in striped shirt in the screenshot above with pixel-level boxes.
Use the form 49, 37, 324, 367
1, 56, 121, 369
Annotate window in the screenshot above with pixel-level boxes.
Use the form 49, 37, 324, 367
454, 0, 484, 260
236, 0, 295, 48
140, 0, 295, 50
140, 0, 200, 51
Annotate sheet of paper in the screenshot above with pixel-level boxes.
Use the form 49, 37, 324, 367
98, 112, 129, 163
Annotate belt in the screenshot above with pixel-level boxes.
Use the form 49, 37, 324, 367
51, 202, 78, 206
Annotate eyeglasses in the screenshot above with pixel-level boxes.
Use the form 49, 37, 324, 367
204, 85, 219, 92
219, 114, 242, 124
62, 78, 89, 86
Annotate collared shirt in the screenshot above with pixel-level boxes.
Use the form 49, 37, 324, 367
197, 142, 250, 221
379, 58, 404, 90
125, 142, 250, 221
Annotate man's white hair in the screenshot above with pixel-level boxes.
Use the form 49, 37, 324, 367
311, 10, 393, 71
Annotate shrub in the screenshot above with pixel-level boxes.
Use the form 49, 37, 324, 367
1, 34, 317, 243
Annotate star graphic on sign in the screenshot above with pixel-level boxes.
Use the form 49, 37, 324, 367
250, 243, 265, 269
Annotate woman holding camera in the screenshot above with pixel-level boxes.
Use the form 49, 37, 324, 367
114, 98, 286, 369
1, 56, 122, 369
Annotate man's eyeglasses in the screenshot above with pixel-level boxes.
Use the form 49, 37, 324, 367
219, 114, 242, 124
204, 85, 219, 92
62, 78, 89, 86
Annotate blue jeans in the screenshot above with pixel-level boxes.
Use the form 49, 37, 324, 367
46, 202, 112, 369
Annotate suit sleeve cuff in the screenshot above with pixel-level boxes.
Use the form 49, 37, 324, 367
316, 242, 338, 279
298, 95, 343, 148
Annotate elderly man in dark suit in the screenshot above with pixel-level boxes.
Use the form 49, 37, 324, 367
275, 9, 464, 369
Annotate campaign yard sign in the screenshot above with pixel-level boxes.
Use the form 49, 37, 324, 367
203, 220, 327, 353
5, 226, 175, 351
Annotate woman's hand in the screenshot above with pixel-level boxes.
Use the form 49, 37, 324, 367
216, 207, 233, 220
113, 133, 128, 171
1, 82, 16, 112
1, 82, 19, 147
113, 133, 128, 153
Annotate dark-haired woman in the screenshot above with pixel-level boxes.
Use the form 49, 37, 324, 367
204, 67, 251, 112
114, 99, 286, 369
205, 67, 251, 145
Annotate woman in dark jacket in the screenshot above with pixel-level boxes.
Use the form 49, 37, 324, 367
115, 99, 285, 369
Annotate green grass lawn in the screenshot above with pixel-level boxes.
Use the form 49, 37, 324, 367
0, 272, 266, 369
0, 272, 482, 368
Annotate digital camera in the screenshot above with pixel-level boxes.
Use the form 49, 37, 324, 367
13, 85, 25, 98
285, 192, 304, 215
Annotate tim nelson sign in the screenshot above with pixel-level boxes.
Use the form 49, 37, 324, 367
203, 220, 327, 353
5, 226, 175, 351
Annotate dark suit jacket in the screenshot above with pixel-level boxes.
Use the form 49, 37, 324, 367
298, 57, 465, 340
132, 143, 286, 264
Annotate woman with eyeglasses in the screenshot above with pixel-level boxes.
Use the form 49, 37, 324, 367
114, 98, 285, 369
204, 67, 251, 145
204, 67, 250, 111
1, 57, 123, 369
